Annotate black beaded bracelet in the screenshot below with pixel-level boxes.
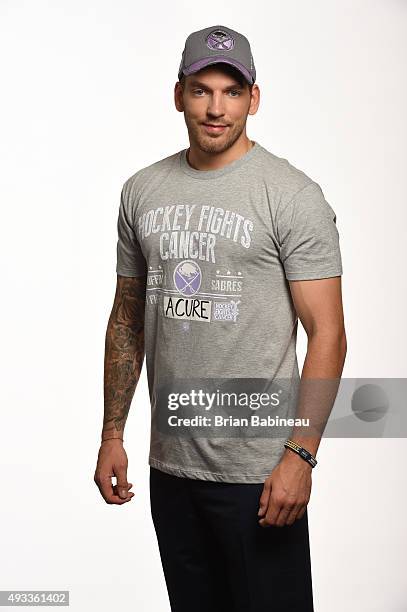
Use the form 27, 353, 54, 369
284, 439, 318, 468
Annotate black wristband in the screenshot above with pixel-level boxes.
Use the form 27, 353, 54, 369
284, 439, 317, 468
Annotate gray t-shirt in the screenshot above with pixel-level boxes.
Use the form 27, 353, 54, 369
115, 141, 343, 483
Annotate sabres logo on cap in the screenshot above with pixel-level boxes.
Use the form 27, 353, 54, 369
206, 29, 235, 51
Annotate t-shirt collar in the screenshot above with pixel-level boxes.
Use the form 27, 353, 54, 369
179, 141, 260, 180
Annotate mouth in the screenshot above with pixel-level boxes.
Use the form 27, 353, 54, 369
202, 123, 229, 133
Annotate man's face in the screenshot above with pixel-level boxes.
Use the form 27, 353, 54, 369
175, 65, 258, 155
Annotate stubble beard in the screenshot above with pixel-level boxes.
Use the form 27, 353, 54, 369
184, 114, 247, 155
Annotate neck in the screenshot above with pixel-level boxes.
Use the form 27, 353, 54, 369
187, 135, 254, 171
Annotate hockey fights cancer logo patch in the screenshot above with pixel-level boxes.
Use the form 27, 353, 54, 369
139, 204, 252, 325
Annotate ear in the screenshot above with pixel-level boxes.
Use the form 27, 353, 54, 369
248, 84, 260, 116
174, 82, 185, 112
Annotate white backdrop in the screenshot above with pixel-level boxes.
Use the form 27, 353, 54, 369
1, 1, 406, 610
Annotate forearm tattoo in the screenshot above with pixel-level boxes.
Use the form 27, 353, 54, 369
103, 275, 147, 437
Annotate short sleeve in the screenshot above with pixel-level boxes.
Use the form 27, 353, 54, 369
276, 181, 343, 280
115, 184, 147, 277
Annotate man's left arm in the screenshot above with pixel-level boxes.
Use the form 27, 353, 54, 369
258, 276, 347, 527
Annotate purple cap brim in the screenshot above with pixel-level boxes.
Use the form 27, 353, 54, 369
182, 56, 254, 84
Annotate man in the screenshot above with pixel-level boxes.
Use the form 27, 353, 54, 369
94, 24, 347, 612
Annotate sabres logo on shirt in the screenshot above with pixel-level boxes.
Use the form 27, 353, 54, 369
164, 260, 211, 322
173, 260, 202, 296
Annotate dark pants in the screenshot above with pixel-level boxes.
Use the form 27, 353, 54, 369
149, 466, 314, 612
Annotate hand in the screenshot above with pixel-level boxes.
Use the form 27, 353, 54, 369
257, 451, 312, 527
94, 439, 135, 505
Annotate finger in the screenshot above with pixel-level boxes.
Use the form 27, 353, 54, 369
274, 505, 295, 527
96, 476, 124, 504
95, 474, 114, 502
95, 474, 133, 505
296, 505, 307, 520
285, 503, 304, 525
257, 479, 272, 516
259, 494, 282, 527
259, 515, 273, 528
117, 482, 134, 491
114, 465, 129, 499
108, 489, 134, 504
112, 483, 135, 501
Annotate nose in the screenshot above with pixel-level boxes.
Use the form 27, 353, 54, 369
206, 91, 226, 119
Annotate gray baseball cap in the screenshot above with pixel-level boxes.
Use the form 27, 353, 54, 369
178, 25, 256, 85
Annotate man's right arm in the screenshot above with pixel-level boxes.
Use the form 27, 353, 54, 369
94, 273, 147, 504
102, 274, 147, 441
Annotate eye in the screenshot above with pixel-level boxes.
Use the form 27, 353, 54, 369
228, 90, 241, 97
192, 88, 205, 96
